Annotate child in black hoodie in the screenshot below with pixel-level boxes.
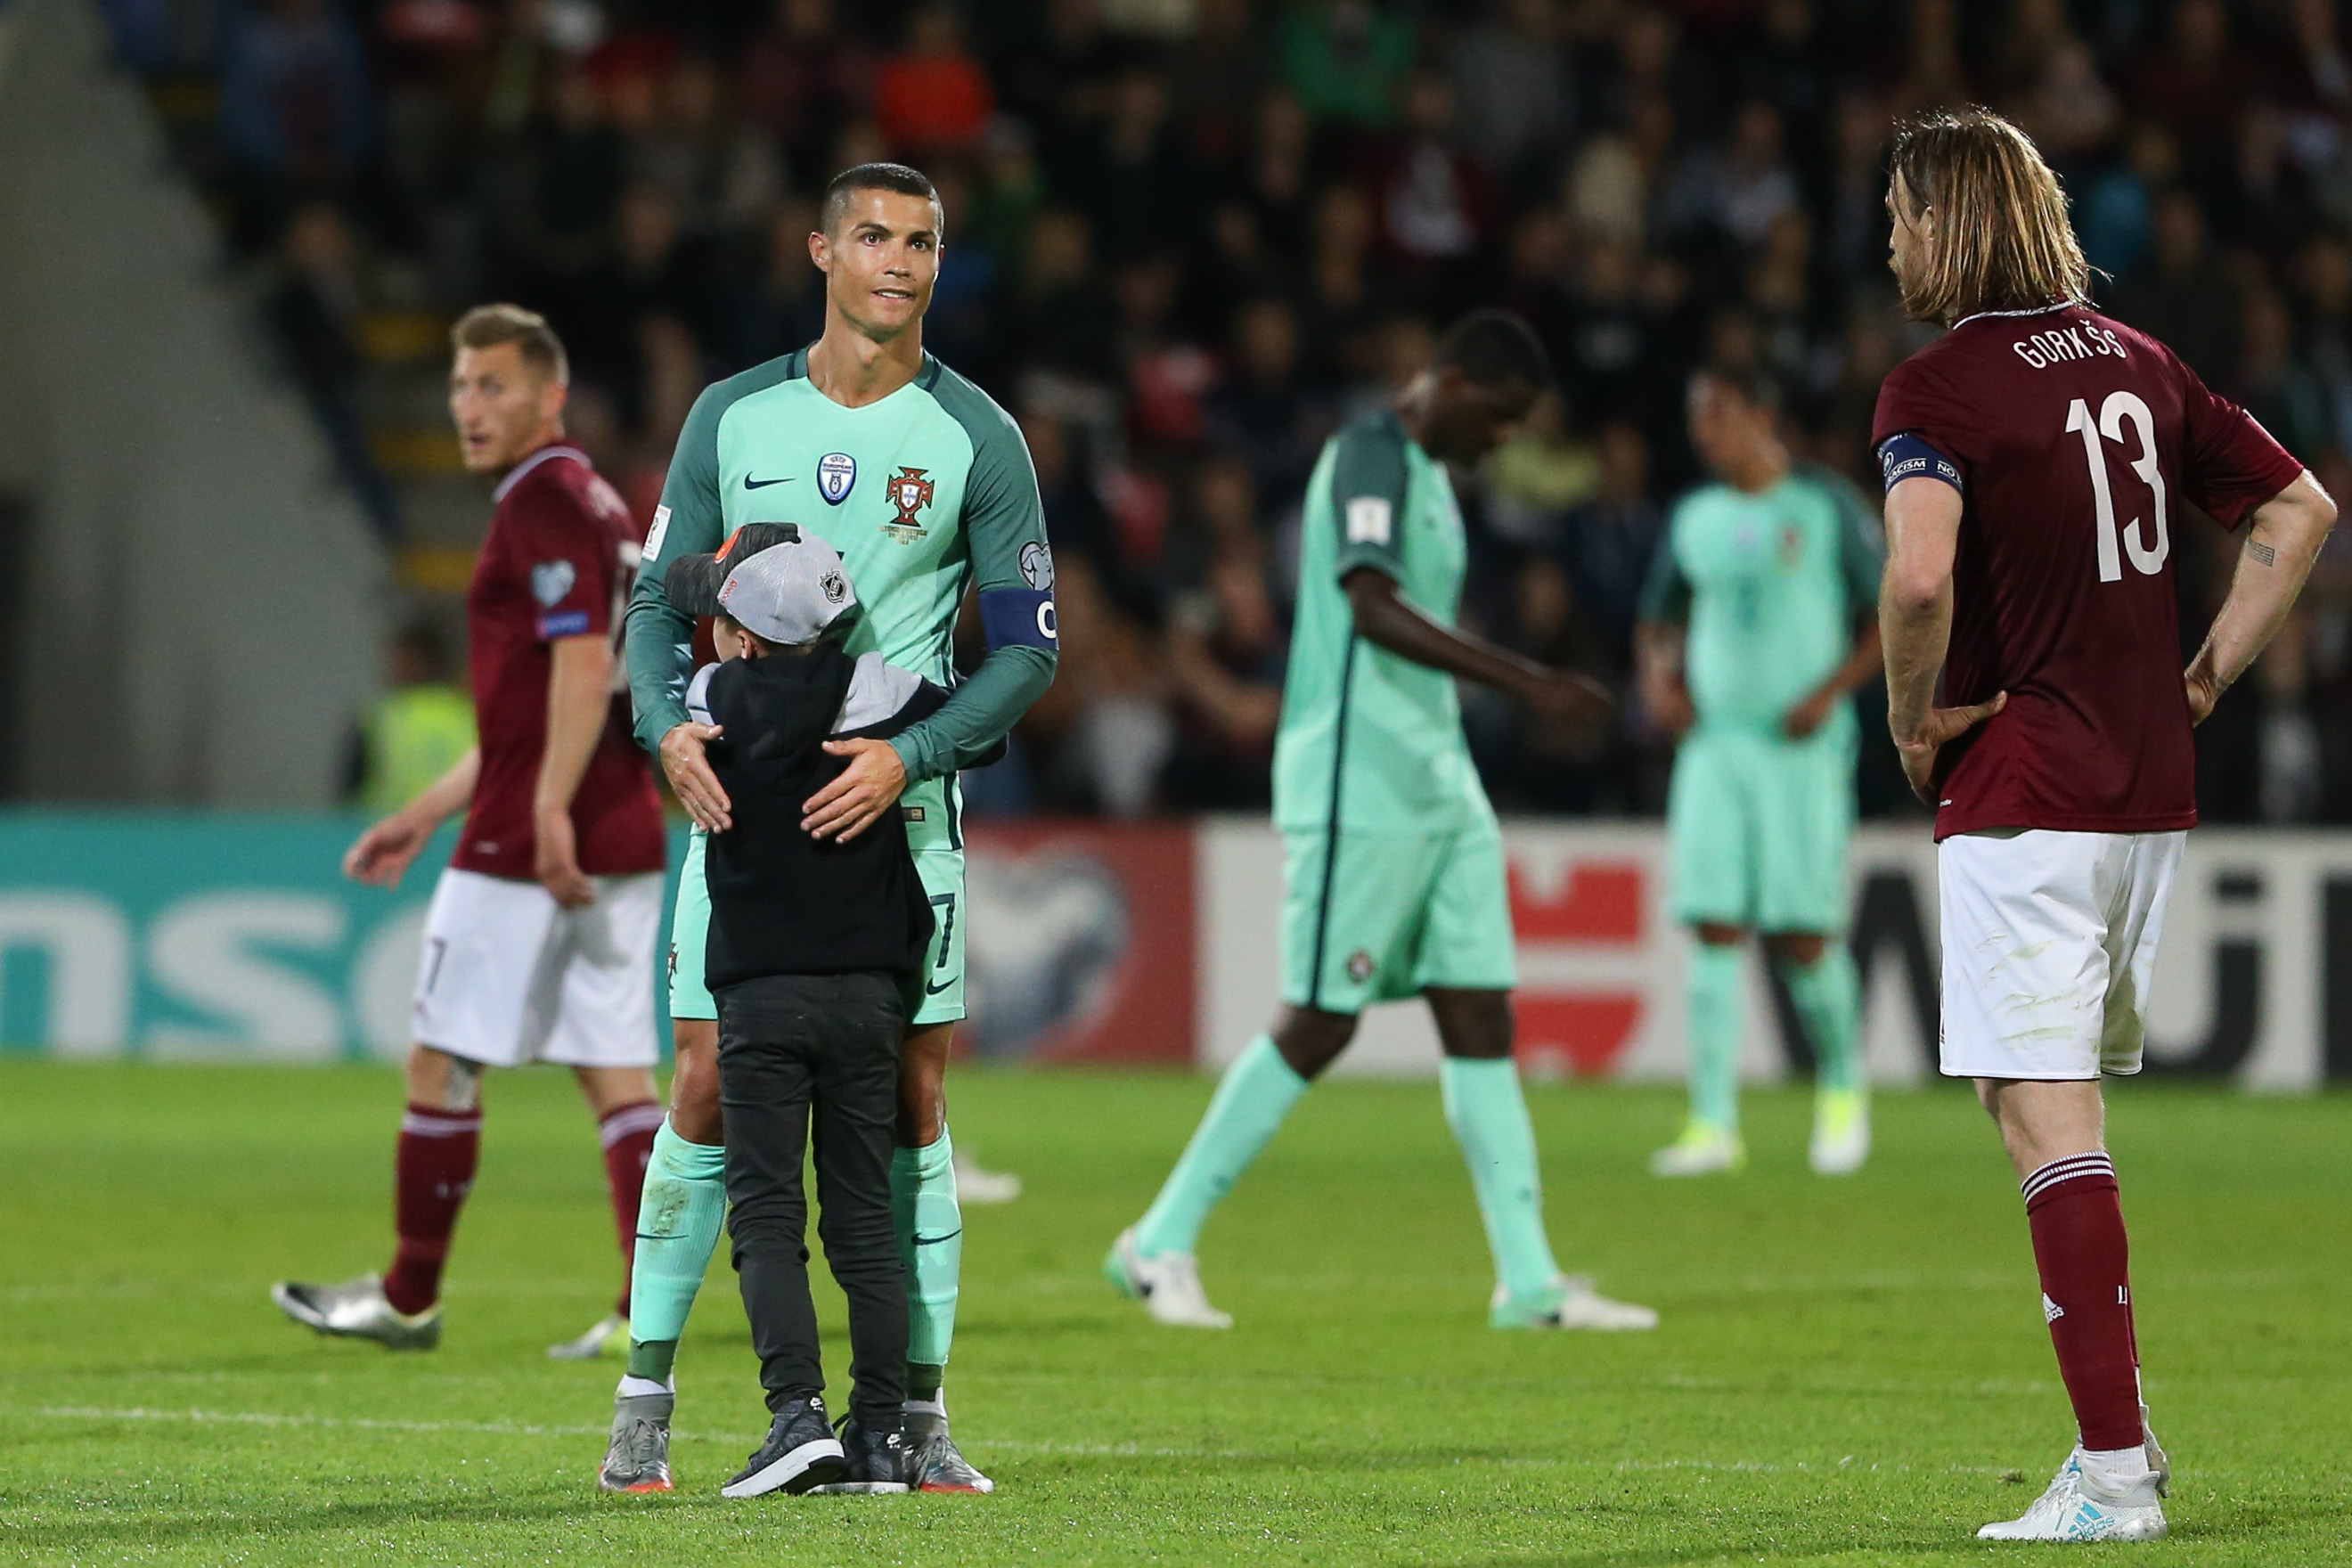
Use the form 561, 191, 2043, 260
661, 522, 984, 1500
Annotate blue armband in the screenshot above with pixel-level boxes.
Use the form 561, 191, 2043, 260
537, 609, 592, 638
979, 586, 1058, 650
1876, 433, 1964, 494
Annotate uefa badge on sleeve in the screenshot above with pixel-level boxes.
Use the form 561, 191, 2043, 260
818, 453, 856, 505
530, 560, 576, 607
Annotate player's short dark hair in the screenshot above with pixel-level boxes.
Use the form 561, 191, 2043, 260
451, 303, 568, 385
1432, 309, 1549, 395
821, 163, 943, 239
1693, 363, 1782, 412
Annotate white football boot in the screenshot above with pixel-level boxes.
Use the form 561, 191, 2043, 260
1976, 1446, 2168, 1541
271, 1273, 441, 1350
1104, 1227, 1232, 1328
1491, 1274, 1659, 1331
1808, 1088, 1871, 1175
1648, 1122, 1746, 1177
548, 1311, 628, 1360
953, 1147, 1023, 1205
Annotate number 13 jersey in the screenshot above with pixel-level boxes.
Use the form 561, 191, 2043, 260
1873, 305, 2305, 840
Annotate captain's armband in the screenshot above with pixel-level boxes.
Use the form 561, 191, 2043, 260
1876, 433, 1964, 495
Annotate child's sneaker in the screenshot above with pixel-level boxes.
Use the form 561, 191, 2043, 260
811, 1416, 911, 1494
721, 1397, 845, 1498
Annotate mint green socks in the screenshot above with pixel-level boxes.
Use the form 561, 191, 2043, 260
1440, 1057, 1561, 1300
1783, 946, 1862, 1093
1132, 1034, 1309, 1258
893, 1127, 961, 1371
624, 1118, 728, 1383
1686, 941, 1745, 1131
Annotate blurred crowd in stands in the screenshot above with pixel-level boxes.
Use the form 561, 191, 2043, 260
102, 0, 2352, 821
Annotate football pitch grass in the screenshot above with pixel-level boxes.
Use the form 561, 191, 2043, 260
3, 1064, 2348, 1566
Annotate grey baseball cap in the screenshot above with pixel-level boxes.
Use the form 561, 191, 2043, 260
663, 522, 858, 647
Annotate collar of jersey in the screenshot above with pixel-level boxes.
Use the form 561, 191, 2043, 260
493, 444, 589, 502
788, 346, 939, 412
1950, 301, 2078, 331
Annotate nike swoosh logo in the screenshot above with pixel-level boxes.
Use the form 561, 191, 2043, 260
743, 475, 794, 490
925, 978, 955, 995
911, 1229, 962, 1245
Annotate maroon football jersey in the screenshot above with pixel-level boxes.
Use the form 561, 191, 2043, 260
453, 445, 666, 880
1874, 306, 2304, 840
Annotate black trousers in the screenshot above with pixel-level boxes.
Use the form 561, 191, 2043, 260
715, 971, 908, 1425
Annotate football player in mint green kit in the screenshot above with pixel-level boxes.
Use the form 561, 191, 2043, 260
1106, 312, 1656, 1334
1637, 366, 1884, 1179
608, 164, 1056, 1495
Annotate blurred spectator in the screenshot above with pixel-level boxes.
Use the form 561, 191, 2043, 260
1556, 419, 1664, 688
565, 182, 716, 404
2107, 189, 2242, 384
1369, 71, 1499, 302
1205, 296, 1333, 503
1450, 0, 1572, 194
1660, 100, 1799, 256
1012, 209, 1121, 382
1483, 392, 1598, 551
503, 65, 623, 284
344, 618, 476, 814
739, 0, 874, 175
723, 197, 829, 368
875, 7, 996, 157
1060, 67, 1203, 256
2076, 121, 2177, 284
267, 202, 400, 538
625, 54, 782, 241
1162, 461, 1287, 809
1279, 0, 1415, 129
2126, 0, 2250, 162
217, 0, 372, 243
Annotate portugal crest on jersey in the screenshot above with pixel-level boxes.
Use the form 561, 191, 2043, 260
885, 467, 935, 543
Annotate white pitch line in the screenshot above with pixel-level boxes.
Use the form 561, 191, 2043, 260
20, 1407, 1261, 1459
29, 1405, 614, 1439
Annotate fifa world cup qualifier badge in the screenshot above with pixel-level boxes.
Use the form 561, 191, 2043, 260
884, 466, 935, 543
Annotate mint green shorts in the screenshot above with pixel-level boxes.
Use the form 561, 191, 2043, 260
1666, 725, 1855, 933
666, 775, 968, 1027
1278, 825, 1517, 1014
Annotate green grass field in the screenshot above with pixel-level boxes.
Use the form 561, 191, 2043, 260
3, 1062, 2348, 1566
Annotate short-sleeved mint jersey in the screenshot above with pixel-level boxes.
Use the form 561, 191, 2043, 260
1641, 465, 1882, 735
625, 348, 1056, 782
1272, 409, 1491, 834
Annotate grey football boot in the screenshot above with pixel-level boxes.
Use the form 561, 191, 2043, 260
906, 1409, 995, 1493
271, 1273, 442, 1350
598, 1387, 675, 1493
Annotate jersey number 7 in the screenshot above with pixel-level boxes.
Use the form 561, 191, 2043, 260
2064, 391, 2170, 582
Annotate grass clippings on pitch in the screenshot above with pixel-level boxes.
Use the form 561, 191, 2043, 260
1, 1061, 2348, 1566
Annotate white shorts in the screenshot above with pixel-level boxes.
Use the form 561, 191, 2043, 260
1937, 828, 2185, 1081
412, 868, 662, 1070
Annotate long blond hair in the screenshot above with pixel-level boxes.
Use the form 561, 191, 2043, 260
1889, 109, 2090, 325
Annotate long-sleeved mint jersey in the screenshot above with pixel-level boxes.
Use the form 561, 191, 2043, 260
625, 347, 1056, 782
1640, 463, 1883, 734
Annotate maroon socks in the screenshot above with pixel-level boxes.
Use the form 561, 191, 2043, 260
2022, 1152, 2143, 1452
384, 1104, 483, 1316
599, 1101, 666, 1316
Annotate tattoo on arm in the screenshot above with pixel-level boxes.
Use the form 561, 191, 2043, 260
2248, 539, 2278, 567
